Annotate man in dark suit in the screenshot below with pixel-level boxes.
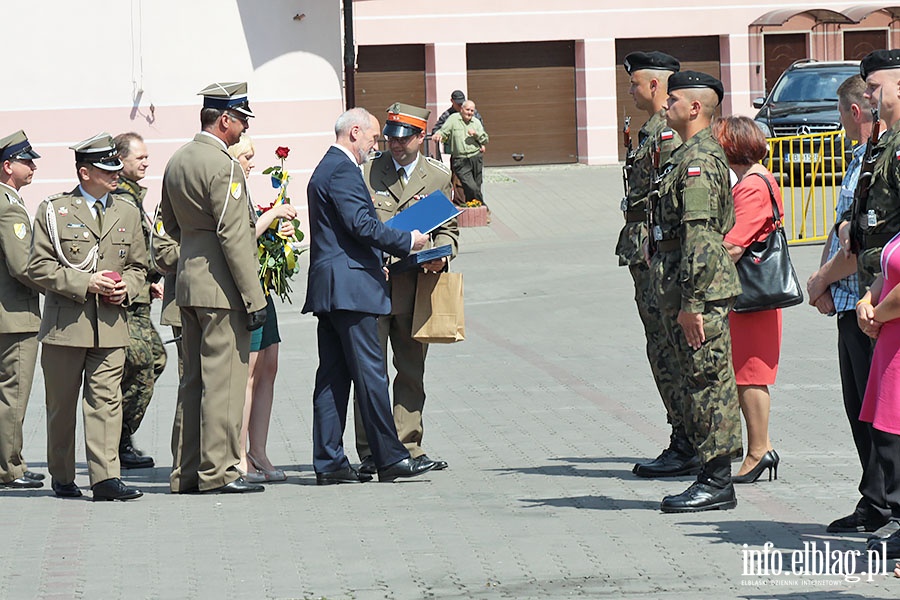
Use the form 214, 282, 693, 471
303, 107, 435, 484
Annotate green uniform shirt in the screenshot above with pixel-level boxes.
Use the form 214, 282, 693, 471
857, 119, 900, 291
436, 113, 489, 158
653, 127, 741, 312
615, 110, 682, 265
116, 176, 153, 305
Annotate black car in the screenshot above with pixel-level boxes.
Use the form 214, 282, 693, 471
753, 60, 860, 176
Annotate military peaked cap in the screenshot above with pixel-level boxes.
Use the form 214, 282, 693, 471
860, 50, 900, 79
198, 81, 254, 118
623, 51, 680, 75
70, 133, 123, 171
667, 70, 724, 105
383, 103, 430, 138
0, 130, 40, 163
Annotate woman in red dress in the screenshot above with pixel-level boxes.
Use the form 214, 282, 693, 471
713, 116, 783, 483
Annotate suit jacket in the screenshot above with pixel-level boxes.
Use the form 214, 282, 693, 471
363, 153, 458, 314
0, 183, 41, 333
28, 187, 148, 348
149, 204, 180, 327
159, 133, 265, 314
302, 145, 412, 315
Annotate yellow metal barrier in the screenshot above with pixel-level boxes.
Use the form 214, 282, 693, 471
762, 130, 849, 244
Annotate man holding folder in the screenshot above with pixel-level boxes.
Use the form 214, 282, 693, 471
355, 102, 459, 475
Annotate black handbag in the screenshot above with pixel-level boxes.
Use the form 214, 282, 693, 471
731, 173, 804, 313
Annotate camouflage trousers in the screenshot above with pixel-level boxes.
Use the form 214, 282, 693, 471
121, 303, 167, 436
657, 297, 743, 464
629, 263, 687, 433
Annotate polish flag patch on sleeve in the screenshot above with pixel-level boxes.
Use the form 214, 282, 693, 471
661, 129, 674, 141
687, 166, 701, 177
895, 149, 900, 160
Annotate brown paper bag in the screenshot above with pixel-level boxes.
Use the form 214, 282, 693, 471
411, 271, 465, 344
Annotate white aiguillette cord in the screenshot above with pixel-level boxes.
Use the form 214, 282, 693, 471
46, 200, 98, 272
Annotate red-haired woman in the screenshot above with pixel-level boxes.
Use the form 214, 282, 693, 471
713, 115, 783, 484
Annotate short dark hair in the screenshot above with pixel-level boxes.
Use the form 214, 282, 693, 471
200, 107, 225, 129
837, 75, 867, 112
113, 132, 144, 159
712, 116, 768, 165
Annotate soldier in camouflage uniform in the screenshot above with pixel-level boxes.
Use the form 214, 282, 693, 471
847, 49, 900, 559
846, 51, 900, 297
648, 71, 743, 513
615, 51, 698, 478
112, 133, 166, 469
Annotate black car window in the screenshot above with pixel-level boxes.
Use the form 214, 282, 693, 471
771, 70, 848, 103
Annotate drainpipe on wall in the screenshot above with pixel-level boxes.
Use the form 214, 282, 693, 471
344, 0, 355, 109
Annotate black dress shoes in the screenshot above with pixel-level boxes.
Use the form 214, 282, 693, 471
633, 448, 701, 478
419, 455, 448, 471
2, 476, 43, 489
24, 471, 45, 481
52, 479, 83, 498
202, 477, 265, 494
378, 456, 436, 482
358, 456, 377, 476
827, 508, 890, 533
660, 480, 737, 513
317, 466, 373, 485
119, 435, 155, 469
91, 478, 143, 501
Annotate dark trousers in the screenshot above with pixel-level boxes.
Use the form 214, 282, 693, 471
312, 310, 409, 474
870, 428, 900, 519
837, 311, 888, 517
450, 154, 484, 204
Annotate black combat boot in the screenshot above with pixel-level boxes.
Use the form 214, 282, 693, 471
660, 455, 737, 513
633, 428, 701, 478
119, 433, 155, 469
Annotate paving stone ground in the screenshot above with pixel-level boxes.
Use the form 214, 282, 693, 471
2, 164, 898, 599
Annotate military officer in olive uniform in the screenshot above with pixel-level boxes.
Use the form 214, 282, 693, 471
150, 204, 182, 376
27, 133, 147, 501
353, 103, 459, 474
0, 131, 45, 489
615, 52, 696, 478
160, 82, 268, 495
648, 72, 743, 513
847, 49, 900, 559
112, 132, 166, 469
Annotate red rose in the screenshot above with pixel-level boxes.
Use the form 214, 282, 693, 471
275, 146, 290, 159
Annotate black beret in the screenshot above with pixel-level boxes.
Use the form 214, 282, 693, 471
667, 70, 724, 105
860, 49, 900, 79
623, 51, 680, 75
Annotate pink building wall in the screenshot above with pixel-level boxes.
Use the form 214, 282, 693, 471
354, 0, 893, 166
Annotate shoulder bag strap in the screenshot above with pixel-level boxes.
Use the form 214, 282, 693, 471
750, 172, 781, 226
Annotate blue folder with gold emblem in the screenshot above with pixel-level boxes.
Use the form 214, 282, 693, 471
388, 244, 453, 274
384, 190, 462, 235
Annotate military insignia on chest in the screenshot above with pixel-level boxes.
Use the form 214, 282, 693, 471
6, 193, 19, 206
13, 223, 26, 239
230, 182, 242, 199
71, 245, 80, 254
155, 220, 166, 236
58, 207, 69, 216
119, 249, 127, 258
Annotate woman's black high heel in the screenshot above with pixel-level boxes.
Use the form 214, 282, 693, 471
733, 449, 779, 484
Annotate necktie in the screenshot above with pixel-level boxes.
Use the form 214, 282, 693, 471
94, 199, 104, 230
397, 167, 408, 188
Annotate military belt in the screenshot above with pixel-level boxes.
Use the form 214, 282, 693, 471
624, 210, 645, 223
656, 238, 680, 253
865, 232, 894, 249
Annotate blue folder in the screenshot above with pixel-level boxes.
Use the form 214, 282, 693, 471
388, 244, 453, 274
384, 190, 462, 235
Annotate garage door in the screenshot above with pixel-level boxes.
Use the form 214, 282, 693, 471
615, 37, 721, 162
355, 44, 426, 121
845, 30, 888, 60
467, 41, 577, 166
763, 33, 807, 95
